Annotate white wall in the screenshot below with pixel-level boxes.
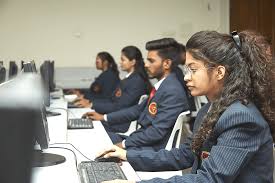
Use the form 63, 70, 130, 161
0, 0, 229, 68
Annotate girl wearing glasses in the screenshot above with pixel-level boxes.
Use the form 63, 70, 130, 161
100, 30, 275, 183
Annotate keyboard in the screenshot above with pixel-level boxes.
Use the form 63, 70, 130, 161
68, 118, 94, 129
78, 161, 126, 183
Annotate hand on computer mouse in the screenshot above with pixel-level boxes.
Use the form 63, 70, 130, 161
96, 145, 127, 161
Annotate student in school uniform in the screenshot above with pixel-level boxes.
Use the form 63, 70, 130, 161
174, 43, 197, 112
75, 46, 151, 119
84, 38, 190, 151
70, 51, 120, 101
98, 30, 275, 183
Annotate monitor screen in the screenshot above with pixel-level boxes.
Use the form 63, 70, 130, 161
0, 73, 65, 171
0, 65, 6, 84
0, 73, 42, 183
8, 61, 18, 79
36, 106, 50, 149
40, 61, 51, 106
23, 61, 37, 73
49, 61, 56, 92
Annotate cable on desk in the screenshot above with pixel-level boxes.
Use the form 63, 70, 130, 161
48, 107, 78, 119
50, 143, 92, 161
48, 146, 78, 168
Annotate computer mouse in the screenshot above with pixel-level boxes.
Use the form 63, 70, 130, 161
94, 156, 121, 163
81, 115, 88, 119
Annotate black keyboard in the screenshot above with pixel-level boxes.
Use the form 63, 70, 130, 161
78, 161, 126, 183
68, 118, 94, 129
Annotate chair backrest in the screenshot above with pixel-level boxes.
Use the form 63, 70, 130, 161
138, 94, 148, 104
191, 96, 208, 117
165, 110, 191, 150
118, 94, 148, 136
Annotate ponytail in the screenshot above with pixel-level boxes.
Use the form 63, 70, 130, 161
239, 30, 275, 140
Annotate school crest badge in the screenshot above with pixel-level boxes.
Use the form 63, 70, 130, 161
115, 88, 122, 97
200, 151, 210, 160
148, 102, 157, 116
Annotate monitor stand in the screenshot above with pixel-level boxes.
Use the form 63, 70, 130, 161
32, 150, 66, 167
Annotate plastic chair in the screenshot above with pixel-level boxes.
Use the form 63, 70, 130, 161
191, 96, 208, 117
165, 110, 191, 150
118, 94, 148, 136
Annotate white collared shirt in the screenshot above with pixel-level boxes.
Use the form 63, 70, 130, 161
153, 76, 166, 91
125, 71, 133, 79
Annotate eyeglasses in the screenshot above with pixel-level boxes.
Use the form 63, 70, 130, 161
182, 65, 215, 77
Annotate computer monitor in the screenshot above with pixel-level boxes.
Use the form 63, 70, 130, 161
23, 61, 37, 73
32, 105, 66, 167
0, 73, 42, 183
30, 60, 37, 72
0, 73, 65, 173
40, 61, 51, 106
8, 61, 18, 79
0, 65, 6, 84
49, 61, 56, 92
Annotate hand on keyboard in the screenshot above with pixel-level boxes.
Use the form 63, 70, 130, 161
96, 145, 127, 161
83, 111, 104, 121
74, 98, 92, 108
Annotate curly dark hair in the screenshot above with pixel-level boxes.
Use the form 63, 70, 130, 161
186, 30, 275, 154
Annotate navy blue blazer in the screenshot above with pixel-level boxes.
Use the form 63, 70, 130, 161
92, 72, 147, 114
127, 101, 274, 183
83, 69, 120, 100
107, 73, 189, 151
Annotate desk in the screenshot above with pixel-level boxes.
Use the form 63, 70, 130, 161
31, 95, 140, 183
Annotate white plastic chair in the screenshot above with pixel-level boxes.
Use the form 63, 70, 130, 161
118, 94, 148, 136
191, 96, 208, 117
165, 110, 191, 150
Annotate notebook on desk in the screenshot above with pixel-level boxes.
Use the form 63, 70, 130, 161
78, 161, 127, 183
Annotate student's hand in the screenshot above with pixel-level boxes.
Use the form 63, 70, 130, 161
74, 98, 93, 108
72, 96, 84, 103
83, 111, 104, 121
115, 142, 124, 149
102, 180, 135, 183
96, 145, 127, 161
67, 89, 82, 96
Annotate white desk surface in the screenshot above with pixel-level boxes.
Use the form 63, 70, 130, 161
31, 98, 140, 183
32, 89, 182, 182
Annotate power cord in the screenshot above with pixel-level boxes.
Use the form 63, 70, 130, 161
48, 146, 78, 169
48, 107, 78, 119
50, 142, 92, 161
